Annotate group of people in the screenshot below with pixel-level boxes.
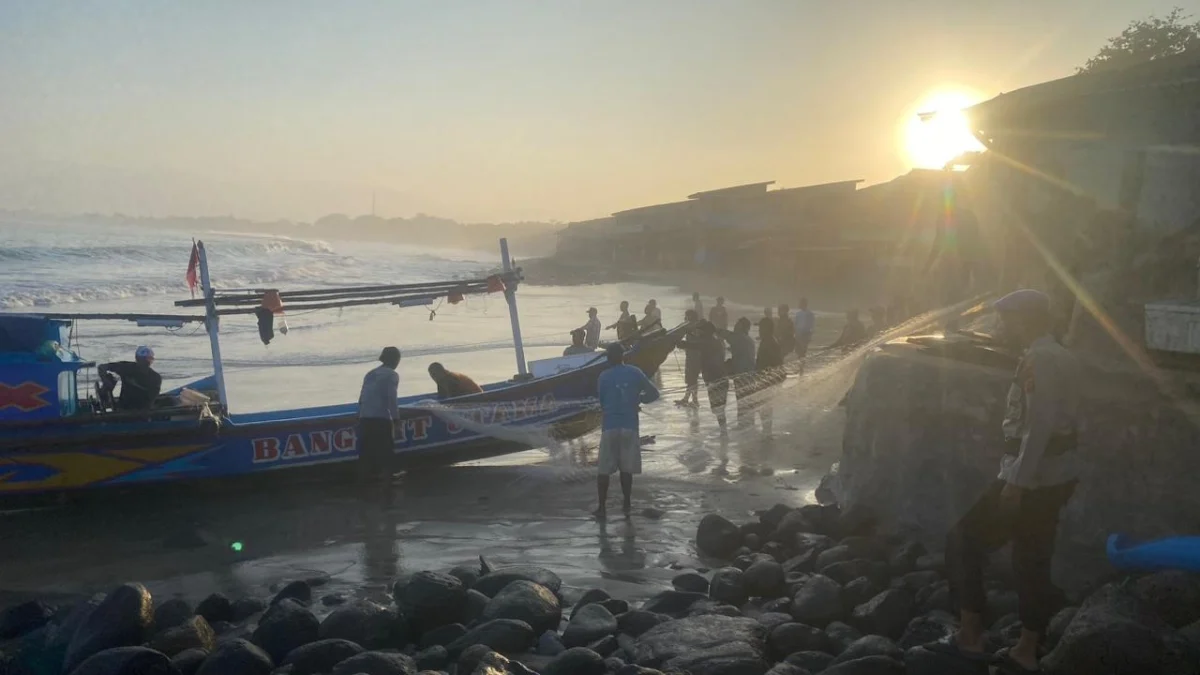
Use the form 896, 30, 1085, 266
563, 299, 668, 357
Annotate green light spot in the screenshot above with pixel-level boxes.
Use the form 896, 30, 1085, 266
231, 541, 243, 552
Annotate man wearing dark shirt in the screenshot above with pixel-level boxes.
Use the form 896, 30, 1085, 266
98, 346, 162, 410
428, 362, 484, 399
563, 329, 594, 356
679, 321, 730, 431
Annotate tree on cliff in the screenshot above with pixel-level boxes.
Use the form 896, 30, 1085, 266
1079, 7, 1200, 73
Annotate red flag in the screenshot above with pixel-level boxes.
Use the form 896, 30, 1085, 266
186, 241, 200, 297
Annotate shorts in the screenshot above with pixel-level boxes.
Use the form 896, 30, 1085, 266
598, 429, 641, 475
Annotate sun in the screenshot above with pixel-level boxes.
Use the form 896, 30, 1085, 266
902, 89, 986, 169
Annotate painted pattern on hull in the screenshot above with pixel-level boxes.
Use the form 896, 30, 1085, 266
0, 444, 210, 492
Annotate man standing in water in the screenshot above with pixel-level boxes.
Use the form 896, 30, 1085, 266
934, 289, 1080, 672
709, 296, 729, 331
595, 343, 660, 519
578, 307, 602, 350
607, 301, 632, 340
357, 346, 401, 489
775, 304, 795, 356
793, 297, 815, 357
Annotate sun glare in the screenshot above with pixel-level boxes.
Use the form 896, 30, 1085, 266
903, 90, 986, 169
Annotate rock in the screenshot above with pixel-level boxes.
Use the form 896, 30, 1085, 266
824, 622, 863, 654
63, 583, 155, 674
759, 504, 794, 531
823, 560, 886, 587
0, 600, 55, 640
794, 533, 836, 557
688, 601, 743, 618
764, 664, 810, 675
672, 572, 710, 594
571, 589, 611, 618
152, 600, 194, 633
480, 581, 561, 635
1041, 582, 1172, 675
782, 550, 818, 577
563, 604, 617, 648
696, 514, 743, 559
897, 614, 955, 649
321, 593, 348, 607
762, 597, 793, 614
617, 610, 670, 637
815, 546, 856, 571
282, 639, 364, 675
587, 634, 618, 657
616, 666, 664, 675
829, 635, 902, 666
886, 541, 926, 577
709, 567, 748, 606
617, 631, 637, 658
194, 639, 273, 675
642, 507, 666, 520
398, 571, 468, 635
231, 598, 267, 622
600, 598, 629, 616
1045, 606, 1077, 651
469, 649, 511, 675
755, 612, 794, 631
851, 590, 915, 639
632, 614, 766, 668
768, 623, 828, 659
771, 511, 812, 543
270, 581, 312, 607
148, 616, 216, 657
732, 555, 755, 572
821, 655, 905, 675
903, 646, 987, 675
1135, 570, 1200, 628
458, 644, 495, 674
446, 619, 535, 658
449, 564, 482, 588
842, 577, 884, 611
659, 641, 771, 675
894, 571, 941, 594
420, 623, 466, 649
251, 598, 319, 663
785, 650, 834, 672
537, 630, 566, 655
170, 648, 208, 675
984, 589, 1019, 625
329, 650, 417, 675
538, 645, 607, 675
916, 583, 951, 615
744, 560, 787, 599
605, 655, 627, 672
473, 566, 563, 597
464, 589, 490, 624
640, 591, 707, 618
414, 645, 448, 671
319, 600, 403, 650
913, 554, 944, 574
789, 575, 844, 627
194, 594, 234, 624
67, 646, 179, 675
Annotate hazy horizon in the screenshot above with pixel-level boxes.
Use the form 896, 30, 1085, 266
0, 0, 1185, 224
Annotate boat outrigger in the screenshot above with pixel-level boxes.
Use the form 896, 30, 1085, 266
0, 239, 684, 497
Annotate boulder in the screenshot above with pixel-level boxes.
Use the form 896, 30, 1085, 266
744, 560, 787, 599
230, 598, 266, 622
764, 664, 810, 675
821, 655, 906, 675
63, 583, 155, 674
782, 551, 818, 578
913, 554, 944, 573
282, 639, 364, 675
67, 646, 178, 675
251, 598, 319, 663
147, 616, 216, 657
789, 575, 844, 627
829, 635, 902, 666
420, 622, 466, 649
480, 581, 561, 635
823, 560, 886, 587
617, 610, 670, 637
473, 566, 563, 597
270, 581, 312, 607
767, 622, 828, 660
0, 600, 55, 641
842, 577, 884, 611
537, 629, 566, 655
193, 594, 233, 625
152, 599, 194, 633
794, 533, 836, 558
322, 593, 347, 607
709, 567, 748, 606
446, 619, 536, 658
562, 603, 617, 648
457, 644, 496, 675
570, 589, 611, 618
672, 572, 710, 594
815, 546, 856, 572
319, 600, 403, 650
758, 504, 794, 532
542, 646, 606, 675
800, 504, 843, 538
398, 571, 468, 635
449, 564, 482, 588
894, 571, 941, 594
903, 646, 988, 675
660, 641, 771, 675
771, 511, 812, 544
640, 591, 707, 618
464, 588, 490, 624
194, 639, 273, 675
886, 541, 926, 577
851, 590, 915, 639
755, 612, 794, 631
1134, 570, 1200, 628
414, 644, 448, 671
824, 622, 863, 654
897, 613, 956, 649
1045, 606, 1077, 651
329, 650, 417, 675
696, 514, 743, 559
604, 655, 627, 672
633, 615, 766, 668
169, 648, 207, 675
600, 598, 629, 615
916, 583, 952, 615
785, 650, 834, 672
1041, 583, 1173, 675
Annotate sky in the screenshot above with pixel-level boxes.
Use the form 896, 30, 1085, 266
0, 0, 1191, 223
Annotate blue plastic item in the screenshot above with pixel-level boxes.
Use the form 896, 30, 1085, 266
1106, 533, 1200, 572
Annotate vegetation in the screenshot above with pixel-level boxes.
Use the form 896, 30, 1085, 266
1079, 7, 1200, 73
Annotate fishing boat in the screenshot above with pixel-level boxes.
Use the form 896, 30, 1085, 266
0, 239, 685, 497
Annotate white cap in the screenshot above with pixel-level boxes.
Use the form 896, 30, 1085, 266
136, 345, 155, 360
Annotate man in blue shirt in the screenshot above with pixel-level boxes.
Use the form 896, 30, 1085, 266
358, 346, 401, 490
595, 343, 660, 519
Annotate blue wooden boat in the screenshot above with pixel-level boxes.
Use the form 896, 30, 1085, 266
0, 240, 684, 497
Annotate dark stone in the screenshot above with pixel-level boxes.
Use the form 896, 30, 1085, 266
329, 650, 417, 675
472, 566, 563, 597
194, 594, 234, 625
640, 591, 707, 619
480, 580, 561, 635
67, 646, 179, 675
448, 564, 481, 588
282, 638, 364, 675
771, 511, 812, 543
170, 648, 208, 675
824, 622, 863, 655
632, 614, 766, 668
794, 533, 836, 557
897, 614, 955, 649
758, 504, 794, 532
760, 543, 788, 564
398, 571, 467, 635
230, 598, 267, 622
732, 555, 756, 572
642, 507, 666, 520
148, 616, 216, 657
709, 567, 748, 606
152, 599, 193, 633
617, 610, 670, 637
586, 634, 618, 657
321, 594, 347, 607
764, 664, 810, 675
414, 644, 447, 671
913, 554, 944, 573
782, 550, 818, 578
829, 636, 902, 666
457, 643, 495, 674
895, 571, 941, 594
570, 589, 610, 619
838, 537, 887, 562
1135, 570, 1200, 628
464, 588, 489, 624
815, 546, 856, 572
823, 561, 886, 587
251, 598, 319, 663
886, 541, 926, 577
744, 560, 787, 599
659, 641, 771, 675
744, 534, 763, 551
767, 623, 828, 660
755, 612, 794, 631
851, 590, 915, 639
688, 601, 743, 618
539, 646, 605, 675
672, 572, 709, 594
604, 655, 627, 672
785, 650, 834, 673
63, 583, 155, 674
762, 597, 793, 614
0, 599, 55, 642
270, 581, 312, 607
821, 655, 905, 675
1041, 583, 1173, 675
903, 646, 987, 675
800, 504, 842, 538
537, 629, 566, 655
194, 639, 273, 675
916, 583, 951, 615
696, 514, 743, 559
319, 600, 403, 650
446, 619, 535, 658
984, 589, 1019, 626
600, 599, 629, 616
789, 575, 844, 627
563, 603, 617, 648
419, 623, 466, 649
842, 577, 884, 611
1045, 606, 1077, 651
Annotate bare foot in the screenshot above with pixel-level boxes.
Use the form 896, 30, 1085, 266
592, 507, 607, 520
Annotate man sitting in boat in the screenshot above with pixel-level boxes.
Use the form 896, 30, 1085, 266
428, 362, 484, 399
98, 346, 162, 411
563, 329, 594, 356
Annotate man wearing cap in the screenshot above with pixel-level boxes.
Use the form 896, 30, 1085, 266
563, 329, 593, 356
934, 289, 1081, 672
357, 347, 401, 487
99, 346, 162, 410
578, 308, 602, 350
595, 343, 660, 519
